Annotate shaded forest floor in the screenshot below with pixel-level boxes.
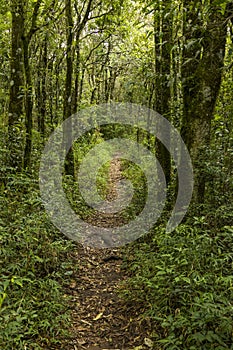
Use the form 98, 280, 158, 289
65, 247, 152, 350
62, 157, 153, 350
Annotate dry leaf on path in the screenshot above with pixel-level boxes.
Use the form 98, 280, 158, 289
93, 312, 104, 321
144, 337, 153, 348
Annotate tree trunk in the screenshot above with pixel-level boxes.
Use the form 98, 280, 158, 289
39, 35, 48, 139
22, 37, 33, 170
22, 0, 43, 170
154, 1, 172, 185
8, 0, 25, 172
181, 1, 231, 204
63, 0, 74, 176
73, 35, 80, 114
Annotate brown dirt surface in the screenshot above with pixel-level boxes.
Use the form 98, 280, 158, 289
63, 246, 152, 350
61, 156, 153, 350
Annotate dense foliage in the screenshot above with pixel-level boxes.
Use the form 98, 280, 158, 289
123, 222, 233, 349
0, 172, 76, 349
0, 0, 232, 348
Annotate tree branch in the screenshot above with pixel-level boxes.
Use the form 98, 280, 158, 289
27, 0, 43, 41
88, 10, 113, 21
77, 0, 94, 35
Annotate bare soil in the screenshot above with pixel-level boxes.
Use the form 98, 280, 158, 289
62, 157, 153, 350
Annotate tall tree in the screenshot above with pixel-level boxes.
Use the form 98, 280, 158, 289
63, 0, 75, 176
154, 0, 172, 185
37, 32, 48, 140
181, 0, 233, 203
8, 0, 25, 172
22, 0, 43, 170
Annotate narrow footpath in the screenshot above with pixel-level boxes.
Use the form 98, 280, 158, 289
63, 157, 153, 350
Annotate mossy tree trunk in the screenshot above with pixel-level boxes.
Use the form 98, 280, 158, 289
63, 0, 75, 176
154, 1, 172, 186
181, 1, 232, 204
8, 0, 25, 172
38, 34, 48, 140
23, 0, 43, 171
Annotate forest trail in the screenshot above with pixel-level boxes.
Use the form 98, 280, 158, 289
64, 157, 152, 350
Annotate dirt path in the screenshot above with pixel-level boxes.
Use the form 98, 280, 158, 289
64, 157, 152, 350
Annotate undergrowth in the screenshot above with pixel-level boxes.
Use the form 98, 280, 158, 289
122, 220, 233, 350
0, 173, 76, 349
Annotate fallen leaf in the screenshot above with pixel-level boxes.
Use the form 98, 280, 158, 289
69, 281, 76, 289
144, 338, 153, 348
76, 326, 88, 331
93, 312, 103, 321
80, 319, 92, 326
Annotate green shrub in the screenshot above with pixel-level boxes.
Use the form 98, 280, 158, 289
122, 224, 233, 349
0, 174, 75, 349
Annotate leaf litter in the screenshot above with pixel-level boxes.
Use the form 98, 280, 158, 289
61, 157, 153, 350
